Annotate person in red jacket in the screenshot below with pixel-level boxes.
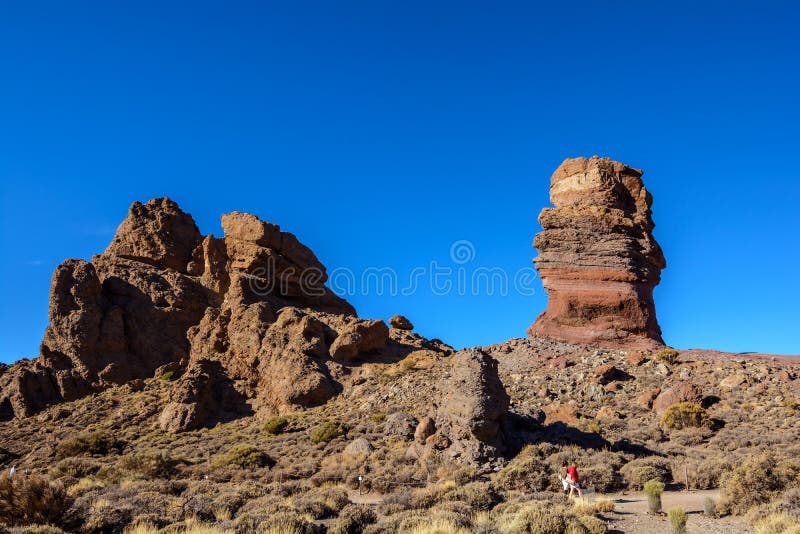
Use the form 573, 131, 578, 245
562, 460, 583, 497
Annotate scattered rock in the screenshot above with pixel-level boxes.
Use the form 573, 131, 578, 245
593, 365, 633, 384
383, 412, 418, 439
343, 438, 374, 457
388, 315, 414, 330
627, 351, 648, 366
414, 417, 436, 443
637, 388, 661, 409
719, 374, 747, 390
596, 406, 620, 420
543, 402, 579, 425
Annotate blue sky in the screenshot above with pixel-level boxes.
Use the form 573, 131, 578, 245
1, 1, 798, 363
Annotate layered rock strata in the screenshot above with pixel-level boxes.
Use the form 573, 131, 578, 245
528, 156, 666, 349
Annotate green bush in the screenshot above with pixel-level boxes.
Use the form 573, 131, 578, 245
55, 430, 118, 458
656, 348, 680, 365
161, 370, 175, 381
214, 445, 274, 469
310, 420, 350, 444
660, 402, 709, 430
644, 479, 665, 514
263, 416, 289, 435
668, 507, 687, 534
0, 473, 71, 526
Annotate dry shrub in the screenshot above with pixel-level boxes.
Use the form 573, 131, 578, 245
660, 403, 708, 430
329, 504, 377, 534
502, 500, 568, 534
117, 449, 181, 478
578, 514, 608, 534
656, 348, 680, 365
50, 457, 100, 480
753, 512, 800, 534
719, 452, 800, 515
214, 445, 274, 469
55, 430, 119, 458
445, 481, 501, 511
0, 473, 71, 526
620, 457, 672, 490
494, 447, 554, 492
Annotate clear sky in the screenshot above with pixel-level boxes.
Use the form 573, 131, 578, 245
1, 1, 799, 363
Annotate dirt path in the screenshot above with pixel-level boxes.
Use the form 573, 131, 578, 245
601, 489, 753, 534
346, 488, 754, 533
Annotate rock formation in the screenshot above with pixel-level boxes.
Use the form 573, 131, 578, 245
0, 198, 446, 426
528, 156, 666, 349
409, 349, 511, 465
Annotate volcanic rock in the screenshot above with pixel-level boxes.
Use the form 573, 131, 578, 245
0, 198, 437, 424
389, 315, 414, 330
652, 382, 703, 413
421, 349, 510, 465
528, 156, 666, 349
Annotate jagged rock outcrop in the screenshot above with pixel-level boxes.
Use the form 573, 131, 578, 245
1, 197, 444, 429
409, 349, 510, 465
528, 156, 666, 349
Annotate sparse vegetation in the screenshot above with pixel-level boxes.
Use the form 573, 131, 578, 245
214, 444, 274, 469
621, 457, 672, 489
263, 415, 290, 435
703, 496, 716, 517
656, 348, 680, 365
160, 370, 175, 381
660, 402, 709, 430
310, 420, 349, 444
668, 507, 688, 534
719, 452, 800, 516
644, 479, 665, 514
55, 430, 119, 458
0, 473, 71, 526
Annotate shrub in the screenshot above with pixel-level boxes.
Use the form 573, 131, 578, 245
620, 457, 672, 490
656, 348, 680, 365
117, 449, 180, 478
50, 457, 99, 480
160, 370, 175, 381
703, 497, 716, 517
753, 512, 800, 534
263, 416, 290, 435
719, 452, 800, 515
594, 497, 615, 513
329, 504, 378, 534
494, 447, 554, 492
660, 402, 709, 430
214, 445, 274, 469
310, 420, 350, 444
55, 430, 118, 458
668, 507, 688, 534
579, 514, 609, 534
0, 473, 72, 526
506, 500, 567, 534
644, 479, 664, 514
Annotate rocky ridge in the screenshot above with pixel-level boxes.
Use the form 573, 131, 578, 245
0, 199, 451, 432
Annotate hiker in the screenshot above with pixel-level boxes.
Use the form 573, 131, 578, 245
562, 460, 582, 497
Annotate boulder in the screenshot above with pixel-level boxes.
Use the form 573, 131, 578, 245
528, 156, 666, 349
329, 320, 389, 361
414, 417, 436, 443
388, 315, 414, 330
652, 382, 703, 413
384, 412, 418, 439
343, 438, 374, 457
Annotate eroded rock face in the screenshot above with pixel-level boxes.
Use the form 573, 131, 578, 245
528, 156, 666, 349
410, 349, 510, 465
0, 198, 412, 425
